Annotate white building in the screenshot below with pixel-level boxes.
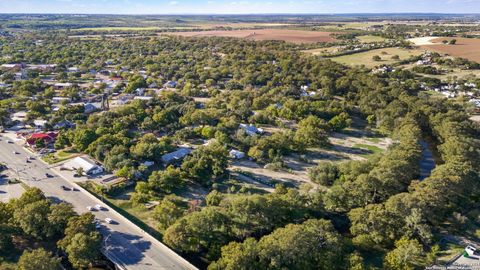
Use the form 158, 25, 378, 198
229, 149, 245, 159
161, 147, 192, 165
65, 156, 104, 176
239, 124, 264, 136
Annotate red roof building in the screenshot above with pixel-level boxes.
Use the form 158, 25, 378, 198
26, 132, 58, 147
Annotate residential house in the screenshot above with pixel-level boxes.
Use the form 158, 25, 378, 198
52, 97, 71, 104
229, 149, 245, 159
239, 124, 264, 136
65, 156, 104, 176
164, 81, 177, 88
84, 103, 99, 114
26, 132, 58, 148
54, 83, 73, 90
54, 120, 76, 130
33, 119, 47, 129
161, 147, 192, 165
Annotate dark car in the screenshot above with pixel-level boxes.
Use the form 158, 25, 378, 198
45, 173, 53, 178
61, 185, 71, 191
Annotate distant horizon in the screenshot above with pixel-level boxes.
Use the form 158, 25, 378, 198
1, 0, 479, 15
0, 12, 479, 16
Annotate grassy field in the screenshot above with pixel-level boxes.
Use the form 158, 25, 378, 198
353, 144, 384, 157
357, 35, 388, 43
330, 47, 425, 68
42, 149, 80, 164
302, 46, 343, 56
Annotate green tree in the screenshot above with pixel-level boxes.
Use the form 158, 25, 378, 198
64, 232, 102, 269
153, 195, 186, 231
148, 166, 184, 194
58, 213, 101, 269
14, 200, 53, 240
308, 162, 339, 186
384, 237, 425, 270
48, 202, 76, 237
181, 142, 229, 186
72, 129, 97, 151
294, 115, 329, 148
328, 112, 352, 131
17, 248, 61, 270
210, 219, 345, 270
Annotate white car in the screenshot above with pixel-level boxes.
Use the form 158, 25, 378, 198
105, 218, 113, 224
86, 206, 94, 211
466, 246, 477, 256
12, 151, 18, 154
94, 204, 104, 211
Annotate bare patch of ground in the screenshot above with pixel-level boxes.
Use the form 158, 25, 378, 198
422, 37, 480, 63
162, 29, 336, 44
470, 115, 480, 123
408, 36, 437, 45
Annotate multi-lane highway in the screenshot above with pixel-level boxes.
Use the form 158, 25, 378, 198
0, 133, 197, 270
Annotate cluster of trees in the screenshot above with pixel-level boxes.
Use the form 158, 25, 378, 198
163, 187, 322, 261
0, 188, 101, 269
209, 219, 346, 270
132, 141, 229, 204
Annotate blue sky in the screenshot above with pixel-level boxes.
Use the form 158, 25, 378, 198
1, 0, 479, 14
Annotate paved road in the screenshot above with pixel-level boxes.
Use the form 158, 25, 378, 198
0, 135, 197, 270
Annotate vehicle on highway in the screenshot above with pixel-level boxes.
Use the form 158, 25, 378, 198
29, 156, 35, 160
6, 140, 12, 144
105, 218, 113, 224
94, 204, 105, 211
12, 151, 18, 154
87, 206, 95, 211
45, 173, 53, 178
61, 185, 71, 191
72, 187, 79, 191
26, 158, 30, 163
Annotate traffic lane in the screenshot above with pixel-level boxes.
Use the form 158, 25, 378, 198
0, 140, 194, 269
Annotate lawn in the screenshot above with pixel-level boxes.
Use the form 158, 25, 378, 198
357, 35, 388, 43
436, 242, 464, 265
353, 144, 384, 157
81, 182, 163, 238
330, 47, 425, 68
42, 149, 80, 164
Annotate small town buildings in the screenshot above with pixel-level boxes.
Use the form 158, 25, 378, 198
26, 132, 57, 147
65, 156, 104, 176
134, 96, 153, 101
142, 161, 155, 168
54, 120, 76, 130
229, 149, 245, 159
54, 82, 73, 89
84, 103, 99, 114
239, 124, 264, 136
52, 97, 71, 104
33, 119, 47, 129
11, 111, 28, 123
164, 81, 177, 88
1, 63, 24, 70
161, 147, 192, 165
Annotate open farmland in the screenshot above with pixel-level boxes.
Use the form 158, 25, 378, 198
330, 47, 425, 67
357, 35, 388, 43
422, 37, 480, 63
162, 29, 336, 44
